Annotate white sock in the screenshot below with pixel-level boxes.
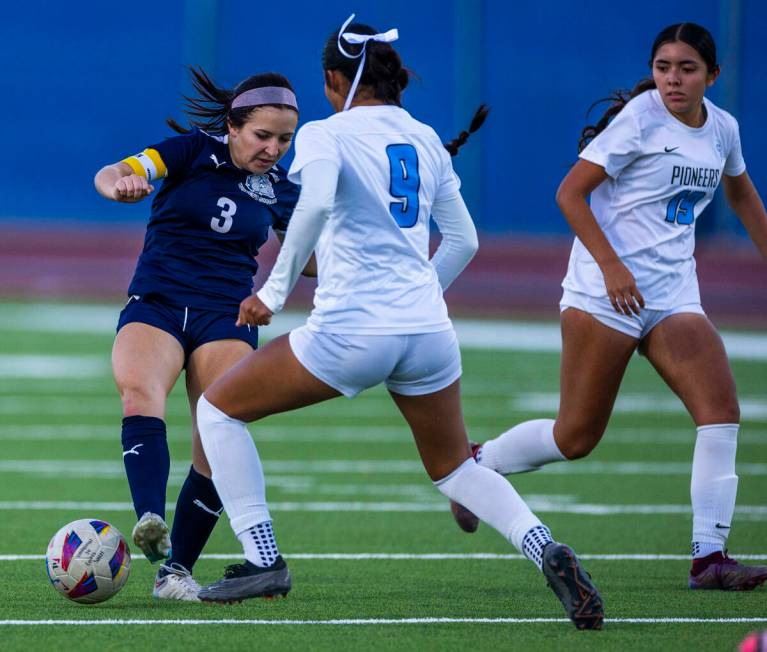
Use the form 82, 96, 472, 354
239, 520, 279, 568
197, 394, 277, 558
691, 423, 738, 558
479, 419, 567, 474
521, 525, 555, 571
434, 458, 544, 561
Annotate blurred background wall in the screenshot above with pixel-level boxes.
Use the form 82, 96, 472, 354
1, 0, 764, 324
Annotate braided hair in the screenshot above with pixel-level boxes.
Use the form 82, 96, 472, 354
444, 105, 490, 157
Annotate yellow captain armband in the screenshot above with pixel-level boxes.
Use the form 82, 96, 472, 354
121, 148, 168, 182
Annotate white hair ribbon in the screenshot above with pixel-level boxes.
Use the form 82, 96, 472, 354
336, 13, 399, 111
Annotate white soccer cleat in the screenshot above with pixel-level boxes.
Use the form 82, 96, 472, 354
132, 512, 171, 563
153, 562, 202, 601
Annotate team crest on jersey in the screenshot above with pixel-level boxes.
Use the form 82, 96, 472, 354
239, 174, 277, 205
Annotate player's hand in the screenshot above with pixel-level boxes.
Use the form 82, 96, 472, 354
601, 259, 645, 316
112, 175, 154, 203
237, 294, 273, 326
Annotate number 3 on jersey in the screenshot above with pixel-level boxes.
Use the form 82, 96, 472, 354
386, 144, 420, 228
211, 197, 236, 233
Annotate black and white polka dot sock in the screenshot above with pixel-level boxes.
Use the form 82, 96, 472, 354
522, 525, 554, 571
238, 520, 279, 568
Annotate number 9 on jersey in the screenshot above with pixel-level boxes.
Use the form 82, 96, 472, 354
386, 144, 420, 228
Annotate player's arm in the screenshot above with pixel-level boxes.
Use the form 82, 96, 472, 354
94, 148, 167, 203
723, 172, 767, 259
274, 231, 318, 277
430, 193, 478, 290
557, 159, 644, 315
238, 160, 337, 326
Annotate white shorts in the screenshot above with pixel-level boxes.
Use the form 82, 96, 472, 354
560, 289, 706, 340
288, 326, 462, 398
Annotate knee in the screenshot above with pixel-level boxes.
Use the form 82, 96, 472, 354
117, 381, 164, 417
692, 393, 740, 426
426, 454, 472, 483
554, 421, 604, 460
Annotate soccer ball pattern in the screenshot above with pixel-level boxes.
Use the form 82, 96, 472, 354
45, 519, 131, 604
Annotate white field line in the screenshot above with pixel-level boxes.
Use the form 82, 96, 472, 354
2, 459, 767, 477
514, 393, 767, 421
1, 424, 765, 445
0, 425, 413, 443
0, 355, 109, 379
0, 500, 765, 520
2, 393, 766, 420
3, 552, 767, 562
2, 617, 767, 626
0, 303, 765, 359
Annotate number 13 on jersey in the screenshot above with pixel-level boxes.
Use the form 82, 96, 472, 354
386, 144, 420, 228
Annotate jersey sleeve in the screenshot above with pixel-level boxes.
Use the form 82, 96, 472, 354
579, 106, 642, 179
723, 115, 746, 177
435, 145, 462, 201
123, 129, 206, 181
288, 121, 341, 184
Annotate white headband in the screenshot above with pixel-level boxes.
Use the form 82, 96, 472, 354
231, 86, 298, 110
337, 13, 399, 111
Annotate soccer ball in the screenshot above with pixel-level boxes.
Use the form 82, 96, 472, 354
45, 519, 131, 604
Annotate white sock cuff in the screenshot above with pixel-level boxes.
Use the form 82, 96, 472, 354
433, 457, 476, 487
696, 423, 739, 439
197, 394, 245, 430
234, 513, 273, 538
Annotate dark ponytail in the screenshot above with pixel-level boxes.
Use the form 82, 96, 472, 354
444, 105, 490, 157
167, 66, 297, 135
578, 22, 718, 152
578, 79, 655, 152
322, 22, 410, 106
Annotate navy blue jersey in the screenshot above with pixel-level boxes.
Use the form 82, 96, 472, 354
127, 129, 299, 311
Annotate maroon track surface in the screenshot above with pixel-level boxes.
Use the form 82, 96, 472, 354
1, 225, 764, 328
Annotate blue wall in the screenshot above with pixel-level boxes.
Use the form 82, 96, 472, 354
3, 0, 764, 236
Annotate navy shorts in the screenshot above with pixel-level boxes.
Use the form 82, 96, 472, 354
116, 295, 258, 363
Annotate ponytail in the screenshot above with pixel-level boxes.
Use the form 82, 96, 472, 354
444, 104, 490, 157
166, 66, 296, 135
578, 79, 655, 152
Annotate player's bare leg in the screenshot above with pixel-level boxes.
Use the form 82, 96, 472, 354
154, 339, 254, 601
643, 313, 767, 590
196, 335, 341, 602
113, 323, 184, 563
391, 380, 604, 630
451, 308, 637, 532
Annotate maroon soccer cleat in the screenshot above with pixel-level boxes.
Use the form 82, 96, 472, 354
449, 442, 482, 533
689, 552, 767, 591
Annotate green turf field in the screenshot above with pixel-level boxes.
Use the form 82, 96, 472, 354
0, 302, 765, 651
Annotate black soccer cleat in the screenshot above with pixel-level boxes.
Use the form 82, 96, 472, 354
542, 543, 604, 630
198, 555, 291, 603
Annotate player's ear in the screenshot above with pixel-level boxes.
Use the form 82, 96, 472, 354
706, 65, 720, 87
325, 70, 343, 94
227, 118, 239, 139
324, 70, 334, 92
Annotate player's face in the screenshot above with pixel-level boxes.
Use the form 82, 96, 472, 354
228, 106, 298, 174
652, 41, 719, 126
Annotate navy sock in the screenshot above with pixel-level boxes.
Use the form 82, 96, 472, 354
121, 415, 170, 520
168, 465, 223, 571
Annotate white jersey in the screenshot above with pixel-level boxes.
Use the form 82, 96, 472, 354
287, 105, 461, 334
563, 89, 746, 309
